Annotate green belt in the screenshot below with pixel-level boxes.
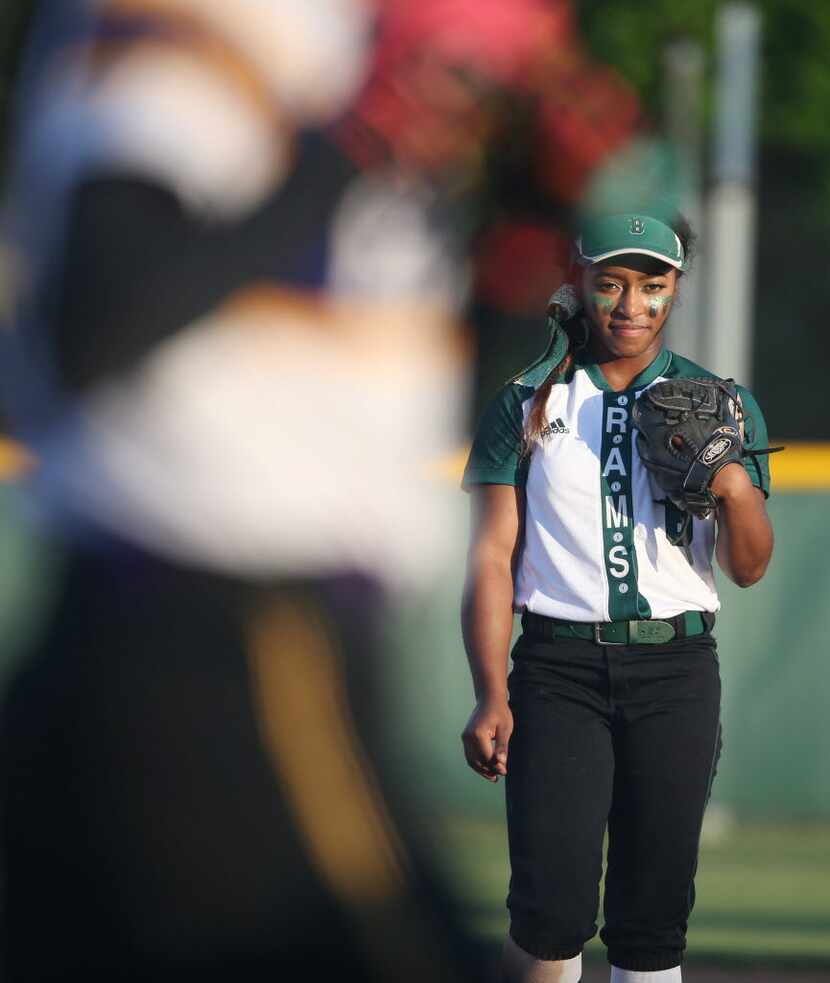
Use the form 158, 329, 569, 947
521, 610, 709, 646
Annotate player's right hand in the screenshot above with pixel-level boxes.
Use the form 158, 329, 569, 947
461, 698, 513, 782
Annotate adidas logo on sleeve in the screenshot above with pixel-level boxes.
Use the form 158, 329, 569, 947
541, 417, 570, 437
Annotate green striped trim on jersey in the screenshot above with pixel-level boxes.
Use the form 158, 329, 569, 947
600, 388, 652, 620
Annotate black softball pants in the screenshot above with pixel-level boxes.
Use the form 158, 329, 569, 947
505, 628, 722, 972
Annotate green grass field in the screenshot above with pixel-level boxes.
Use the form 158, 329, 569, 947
430, 814, 830, 967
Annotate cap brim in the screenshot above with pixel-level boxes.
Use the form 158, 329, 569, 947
576, 247, 685, 270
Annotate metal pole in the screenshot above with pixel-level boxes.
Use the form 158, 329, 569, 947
662, 39, 705, 365
705, 2, 762, 384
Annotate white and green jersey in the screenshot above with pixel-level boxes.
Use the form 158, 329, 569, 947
463, 347, 771, 622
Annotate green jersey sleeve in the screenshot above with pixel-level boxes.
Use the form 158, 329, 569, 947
461, 382, 534, 490
737, 385, 772, 496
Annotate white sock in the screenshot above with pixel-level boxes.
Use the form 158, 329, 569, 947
610, 966, 681, 983
501, 935, 582, 982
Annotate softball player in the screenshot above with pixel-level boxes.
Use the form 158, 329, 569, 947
460, 212, 774, 982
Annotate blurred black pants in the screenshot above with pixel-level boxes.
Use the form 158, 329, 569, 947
1, 539, 479, 982
505, 629, 722, 972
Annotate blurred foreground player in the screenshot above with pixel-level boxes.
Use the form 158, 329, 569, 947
0, 1, 483, 980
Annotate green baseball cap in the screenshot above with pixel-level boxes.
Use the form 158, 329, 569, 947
575, 213, 687, 271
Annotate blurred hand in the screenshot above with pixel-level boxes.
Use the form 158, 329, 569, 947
461, 697, 513, 782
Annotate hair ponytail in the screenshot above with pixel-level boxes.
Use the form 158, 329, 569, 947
522, 349, 574, 455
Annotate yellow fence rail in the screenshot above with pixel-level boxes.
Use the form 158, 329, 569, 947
4, 436, 830, 490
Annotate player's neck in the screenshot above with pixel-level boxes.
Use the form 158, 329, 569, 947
591, 345, 665, 392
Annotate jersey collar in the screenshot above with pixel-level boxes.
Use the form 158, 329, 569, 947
576, 347, 673, 393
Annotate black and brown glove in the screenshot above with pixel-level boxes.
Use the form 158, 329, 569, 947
632, 377, 779, 521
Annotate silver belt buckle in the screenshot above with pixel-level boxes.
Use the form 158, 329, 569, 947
593, 623, 627, 646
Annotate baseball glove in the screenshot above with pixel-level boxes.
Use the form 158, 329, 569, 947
632, 377, 748, 519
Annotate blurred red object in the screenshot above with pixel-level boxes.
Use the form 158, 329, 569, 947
534, 59, 643, 203
347, 0, 640, 185
371, 0, 574, 89
343, 0, 572, 172
475, 221, 573, 314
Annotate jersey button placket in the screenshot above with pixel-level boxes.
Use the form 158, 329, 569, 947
600, 391, 640, 620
